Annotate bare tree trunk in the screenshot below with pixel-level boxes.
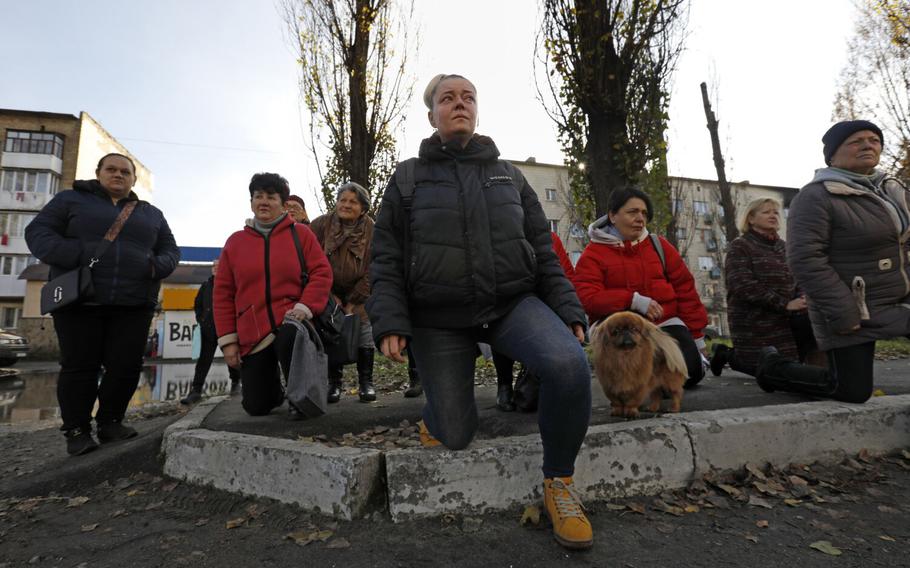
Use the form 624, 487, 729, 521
586, 113, 630, 217
700, 82, 738, 243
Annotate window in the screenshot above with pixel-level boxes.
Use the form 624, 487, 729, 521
693, 201, 709, 215
783, 207, 790, 219
672, 198, 684, 214
0, 214, 36, 237
1, 257, 12, 276
0, 170, 59, 194
1, 307, 19, 329
4, 130, 64, 158
700, 229, 718, 251
548, 219, 559, 233
676, 227, 687, 241
697, 256, 715, 271
0, 255, 33, 276
545, 188, 557, 201
570, 223, 585, 238
704, 283, 717, 297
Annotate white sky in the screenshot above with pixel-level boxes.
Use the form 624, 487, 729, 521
2, 0, 855, 246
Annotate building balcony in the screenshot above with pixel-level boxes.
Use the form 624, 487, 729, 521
0, 152, 63, 175
0, 191, 50, 212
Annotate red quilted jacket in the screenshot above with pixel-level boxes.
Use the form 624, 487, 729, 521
214, 215, 333, 355
573, 233, 707, 337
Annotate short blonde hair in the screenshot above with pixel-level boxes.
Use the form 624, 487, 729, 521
739, 198, 781, 234
423, 74, 474, 109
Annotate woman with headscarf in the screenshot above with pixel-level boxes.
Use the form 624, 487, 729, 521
759, 120, 910, 403
367, 74, 593, 550
309, 182, 376, 403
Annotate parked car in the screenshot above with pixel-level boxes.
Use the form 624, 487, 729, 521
0, 328, 29, 366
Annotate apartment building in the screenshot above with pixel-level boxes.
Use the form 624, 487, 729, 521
0, 109, 151, 329
510, 158, 798, 336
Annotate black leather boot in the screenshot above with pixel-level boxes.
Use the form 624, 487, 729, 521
327, 363, 344, 404
357, 348, 377, 402
709, 344, 730, 377
404, 355, 423, 398
756, 346, 837, 396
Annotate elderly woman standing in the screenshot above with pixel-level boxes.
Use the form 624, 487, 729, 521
368, 74, 593, 550
309, 182, 376, 403
214, 173, 332, 418
26, 153, 179, 456
759, 120, 910, 403
710, 198, 816, 376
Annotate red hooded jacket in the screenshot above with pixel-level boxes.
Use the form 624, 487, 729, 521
551, 231, 575, 279
214, 215, 333, 355
573, 230, 706, 338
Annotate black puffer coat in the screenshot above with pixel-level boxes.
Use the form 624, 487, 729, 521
366, 133, 585, 343
25, 180, 179, 307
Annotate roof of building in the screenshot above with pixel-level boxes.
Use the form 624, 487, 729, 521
0, 109, 80, 122
179, 246, 222, 263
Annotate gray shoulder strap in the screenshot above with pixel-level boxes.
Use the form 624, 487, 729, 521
649, 233, 668, 279
395, 158, 418, 207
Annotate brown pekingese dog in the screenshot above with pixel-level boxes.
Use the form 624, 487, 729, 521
590, 311, 687, 418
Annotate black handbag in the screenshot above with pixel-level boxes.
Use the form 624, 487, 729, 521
289, 224, 344, 345
325, 311, 361, 365
40, 202, 137, 315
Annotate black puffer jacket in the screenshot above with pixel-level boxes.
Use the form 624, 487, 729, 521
366, 134, 585, 343
194, 276, 216, 336
25, 180, 179, 307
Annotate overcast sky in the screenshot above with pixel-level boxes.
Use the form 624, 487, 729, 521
2, 0, 855, 246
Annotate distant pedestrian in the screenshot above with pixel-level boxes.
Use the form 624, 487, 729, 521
309, 182, 377, 403
759, 120, 910, 403
368, 74, 593, 550
574, 187, 708, 387
25, 153, 179, 456
180, 259, 240, 405
213, 173, 332, 418
710, 198, 818, 377
285, 194, 310, 224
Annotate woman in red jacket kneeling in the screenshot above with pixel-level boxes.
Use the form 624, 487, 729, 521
214, 173, 333, 418
574, 187, 709, 387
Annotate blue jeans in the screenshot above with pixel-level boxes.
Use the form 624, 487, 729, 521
410, 296, 592, 478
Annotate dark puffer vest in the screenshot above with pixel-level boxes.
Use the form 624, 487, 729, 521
366, 134, 585, 343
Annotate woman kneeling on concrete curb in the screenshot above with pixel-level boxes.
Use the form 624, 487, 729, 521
25, 153, 179, 456
213, 173, 333, 419
759, 120, 910, 403
367, 74, 593, 550
309, 182, 377, 404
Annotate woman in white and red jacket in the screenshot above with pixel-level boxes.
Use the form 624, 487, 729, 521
574, 187, 708, 387
214, 173, 333, 417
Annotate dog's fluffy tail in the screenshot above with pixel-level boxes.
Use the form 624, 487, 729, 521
650, 326, 688, 376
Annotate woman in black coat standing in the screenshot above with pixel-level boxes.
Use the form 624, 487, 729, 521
26, 153, 179, 456
367, 74, 593, 550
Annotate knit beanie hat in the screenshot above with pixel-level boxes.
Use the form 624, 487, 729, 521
822, 120, 884, 165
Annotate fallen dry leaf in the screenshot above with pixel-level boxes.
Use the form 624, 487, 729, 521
744, 534, 759, 543
748, 496, 773, 509
788, 475, 808, 486
604, 503, 626, 511
126, 489, 143, 497
878, 505, 901, 514
872, 389, 886, 397
783, 499, 802, 507
901, 449, 910, 460
652, 499, 684, 516
161, 482, 179, 492
520, 505, 541, 526
67, 497, 90, 508
717, 484, 742, 498
745, 463, 767, 481
756, 520, 769, 529
684, 504, 700, 514
879, 535, 896, 542
225, 518, 246, 529
81, 523, 99, 532
326, 537, 351, 549
195, 518, 209, 527
809, 540, 842, 556
110, 509, 127, 518
627, 502, 646, 515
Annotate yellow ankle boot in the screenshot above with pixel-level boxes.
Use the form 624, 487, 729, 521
543, 477, 593, 549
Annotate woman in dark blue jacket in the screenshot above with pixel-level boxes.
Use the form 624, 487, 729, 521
25, 153, 179, 456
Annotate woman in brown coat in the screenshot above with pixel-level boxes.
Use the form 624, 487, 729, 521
759, 120, 910, 403
309, 182, 376, 403
710, 198, 816, 376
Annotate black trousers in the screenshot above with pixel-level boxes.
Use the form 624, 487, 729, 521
239, 324, 296, 416
53, 305, 154, 431
661, 325, 705, 387
191, 329, 240, 391
827, 342, 875, 403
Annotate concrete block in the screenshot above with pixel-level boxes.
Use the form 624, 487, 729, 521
385, 419, 694, 522
162, 429, 383, 520
162, 396, 225, 442
679, 395, 910, 474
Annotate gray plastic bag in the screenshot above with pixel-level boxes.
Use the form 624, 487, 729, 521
284, 317, 328, 418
